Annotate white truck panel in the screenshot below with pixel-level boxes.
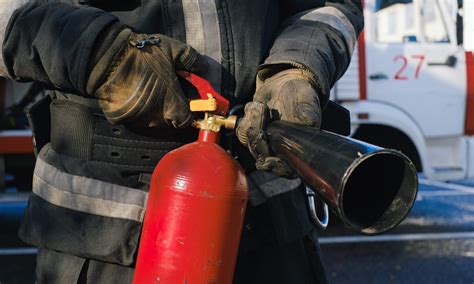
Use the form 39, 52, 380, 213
332, 45, 360, 101
425, 136, 467, 180
465, 0, 474, 52
366, 43, 467, 138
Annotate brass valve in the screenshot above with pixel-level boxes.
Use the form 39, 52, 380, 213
190, 95, 237, 132
193, 113, 237, 132
182, 71, 235, 132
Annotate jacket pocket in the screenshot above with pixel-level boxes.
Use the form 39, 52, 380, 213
19, 144, 147, 266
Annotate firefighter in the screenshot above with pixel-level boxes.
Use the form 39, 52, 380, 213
0, 1, 363, 283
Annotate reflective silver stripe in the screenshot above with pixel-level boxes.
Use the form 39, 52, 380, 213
182, 0, 222, 92
300, 6, 357, 56
34, 158, 147, 206
0, 0, 29, 77
33, 158, 147, 222
182, 1, 205, 52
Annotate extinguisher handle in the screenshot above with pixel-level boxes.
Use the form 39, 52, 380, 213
177, 71, 230, 116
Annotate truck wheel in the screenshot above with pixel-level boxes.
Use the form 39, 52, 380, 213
352, 124, 422, 172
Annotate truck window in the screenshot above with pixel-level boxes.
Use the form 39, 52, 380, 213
376, 0, 412, 10
423, 0, 450, 43
375, 1, 417, 43
457, 0, 463, 45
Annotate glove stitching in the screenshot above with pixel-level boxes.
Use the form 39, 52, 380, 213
94, 37, 130, 97
143, 48, 193, 127
139, 49, 191, 116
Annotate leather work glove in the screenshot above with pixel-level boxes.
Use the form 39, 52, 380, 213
236, 68, 322, 177
88, 31, 208, 128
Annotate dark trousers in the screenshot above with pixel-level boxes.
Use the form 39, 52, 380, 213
35, 189, 328, 284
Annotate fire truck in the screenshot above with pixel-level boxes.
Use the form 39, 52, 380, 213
334, 0, 474, 180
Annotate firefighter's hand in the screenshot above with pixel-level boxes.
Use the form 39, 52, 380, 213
236, 68, 322, 177
90, 32, 207, 128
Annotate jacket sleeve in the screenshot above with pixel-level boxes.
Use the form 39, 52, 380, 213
2, 2, 126, 96
0, 0, 29, 78
262, 0, 364, 108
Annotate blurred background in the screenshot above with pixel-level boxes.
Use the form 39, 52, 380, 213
0, 0, 473, 283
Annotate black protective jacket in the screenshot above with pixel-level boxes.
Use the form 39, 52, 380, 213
3, 1, 363, 283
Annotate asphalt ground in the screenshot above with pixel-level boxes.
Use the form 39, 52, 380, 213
319, 178, 474, 284
0, 178, 473, 283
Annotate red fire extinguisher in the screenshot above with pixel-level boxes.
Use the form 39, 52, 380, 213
133, 72, 249, 284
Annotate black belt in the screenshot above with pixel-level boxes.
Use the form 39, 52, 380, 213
50, 97, 196, 170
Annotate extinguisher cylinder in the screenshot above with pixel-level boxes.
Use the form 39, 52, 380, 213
133, 129, 248, 284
